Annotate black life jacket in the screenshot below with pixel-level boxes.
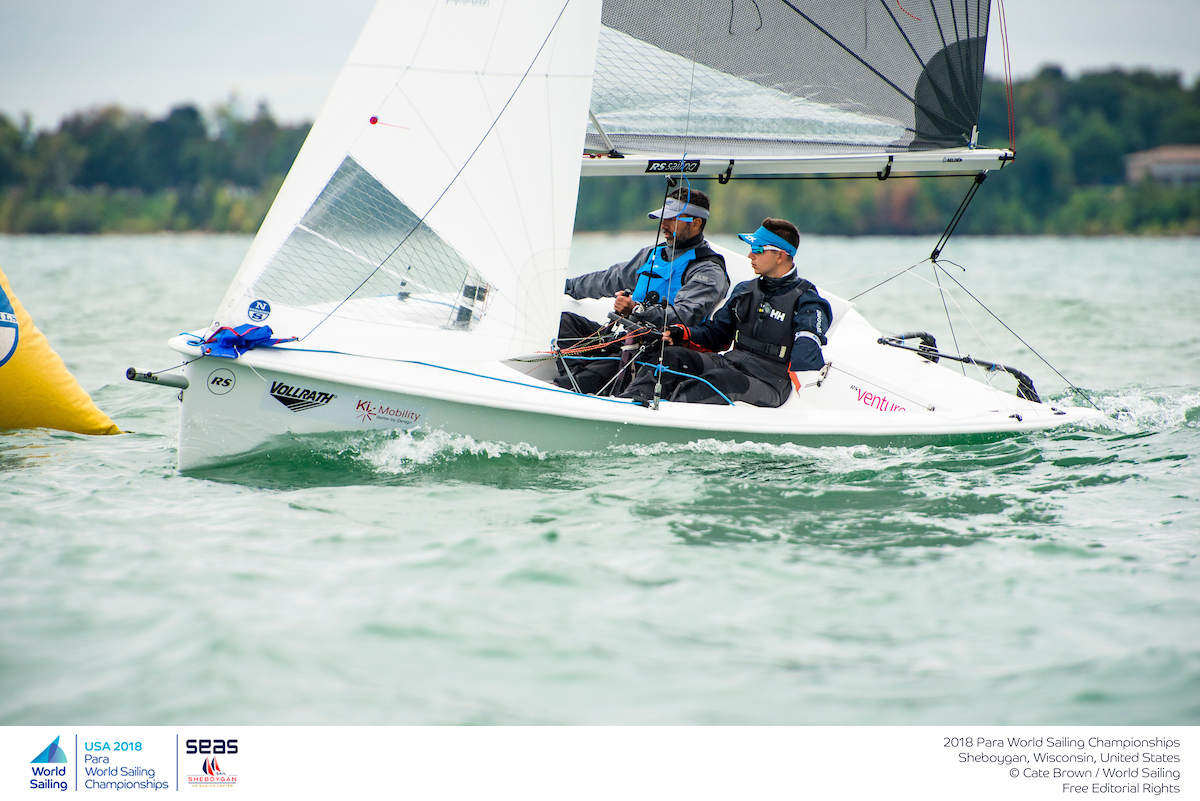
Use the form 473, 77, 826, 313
730, 276, 816, 363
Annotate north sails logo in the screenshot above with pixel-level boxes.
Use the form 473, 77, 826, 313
270, 381, 336, 412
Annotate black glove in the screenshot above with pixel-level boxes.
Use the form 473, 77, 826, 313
665, 324, 689, 346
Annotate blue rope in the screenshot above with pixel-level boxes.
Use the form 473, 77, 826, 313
232, 344, 642, 406
632, 359, 735, 406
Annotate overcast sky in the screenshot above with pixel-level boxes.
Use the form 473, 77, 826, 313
2, 0, 1198, 130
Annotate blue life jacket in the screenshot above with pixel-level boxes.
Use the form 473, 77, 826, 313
631, 245, 695, 304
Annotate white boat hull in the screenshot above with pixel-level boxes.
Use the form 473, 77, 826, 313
169, 296, 1102, 470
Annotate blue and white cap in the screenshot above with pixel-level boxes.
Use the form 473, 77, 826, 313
738, 225, 797, 257
648, 197, 710, 221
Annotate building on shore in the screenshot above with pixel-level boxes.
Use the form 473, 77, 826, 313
1125, 145, 1200, 185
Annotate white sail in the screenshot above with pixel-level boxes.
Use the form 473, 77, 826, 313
214, 0, 602, 363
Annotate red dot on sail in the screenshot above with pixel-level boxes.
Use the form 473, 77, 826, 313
369, 116, 378, 124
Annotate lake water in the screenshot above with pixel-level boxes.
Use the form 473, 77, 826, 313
1, 233, 1197, 725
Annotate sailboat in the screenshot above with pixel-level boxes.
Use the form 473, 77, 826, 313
146, 0, 1102, 470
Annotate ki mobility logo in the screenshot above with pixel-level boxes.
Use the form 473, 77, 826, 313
355, 398, 422, 424
186, 738, 238, 788
30, 736, 68, 792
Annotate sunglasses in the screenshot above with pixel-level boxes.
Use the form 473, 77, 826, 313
749, 245, 784, 254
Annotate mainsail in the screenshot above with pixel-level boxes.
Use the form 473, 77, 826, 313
591, 0, 992, 156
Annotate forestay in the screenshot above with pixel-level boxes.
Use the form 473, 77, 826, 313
213, 0, 602, 363
591, 0, 992, 157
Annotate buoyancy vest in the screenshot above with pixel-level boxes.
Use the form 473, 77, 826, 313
630, 242, 722, 304
730, 277, 817, 363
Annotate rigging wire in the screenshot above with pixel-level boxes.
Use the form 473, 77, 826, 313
931, 257, 965, 375
647, 0, 707, 410
997, 0, 1017, 152
933, 259, 1101, 409
849, 164, 1098, 406
848, 259, 924, 300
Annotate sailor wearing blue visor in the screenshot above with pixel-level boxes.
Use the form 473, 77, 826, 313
554, 187, 730, 395
621, 217, 832, 407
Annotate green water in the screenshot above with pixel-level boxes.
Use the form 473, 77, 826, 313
1, 234, 1197, 724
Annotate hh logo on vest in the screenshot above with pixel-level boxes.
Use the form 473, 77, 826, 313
763, 303, 787, 322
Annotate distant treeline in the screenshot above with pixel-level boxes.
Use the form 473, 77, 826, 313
580, 66, 1200, 236
0, 102, 304, 233
3, 66, 1200, 236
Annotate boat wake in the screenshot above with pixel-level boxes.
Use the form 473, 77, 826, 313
1062, 387, 1200, 435
361, 429, 546, 475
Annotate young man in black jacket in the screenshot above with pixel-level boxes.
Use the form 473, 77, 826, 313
621, 217, 832, 407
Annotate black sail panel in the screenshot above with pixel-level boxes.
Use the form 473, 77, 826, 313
591, 0, 991, 157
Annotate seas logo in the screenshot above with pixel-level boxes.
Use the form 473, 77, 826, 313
247, 299, 271, 322
0, 282, 19, 368
270, 381, 336, 412
30, 736, 69, 791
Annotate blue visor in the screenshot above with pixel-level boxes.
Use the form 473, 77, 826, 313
738, 226, 797, 257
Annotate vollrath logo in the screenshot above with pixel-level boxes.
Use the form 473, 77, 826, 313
269, 381, 336, 412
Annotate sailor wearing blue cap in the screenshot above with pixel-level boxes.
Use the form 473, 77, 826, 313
621, 218, 832, 407
554, 187, 730, 395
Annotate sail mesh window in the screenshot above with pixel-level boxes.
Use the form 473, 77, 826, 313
252, 156, 490, 330
591, 0, 990, 157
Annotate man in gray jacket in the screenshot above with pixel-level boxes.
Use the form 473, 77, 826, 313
554, 186, 729, 394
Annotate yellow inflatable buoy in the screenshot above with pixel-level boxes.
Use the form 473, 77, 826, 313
0, 263, 120, 435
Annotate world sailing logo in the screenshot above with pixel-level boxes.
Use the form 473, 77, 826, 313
0, 282, 19, 368
31, 736, 68, 764
30, 736, 69, 791
269, 381, 336, 412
